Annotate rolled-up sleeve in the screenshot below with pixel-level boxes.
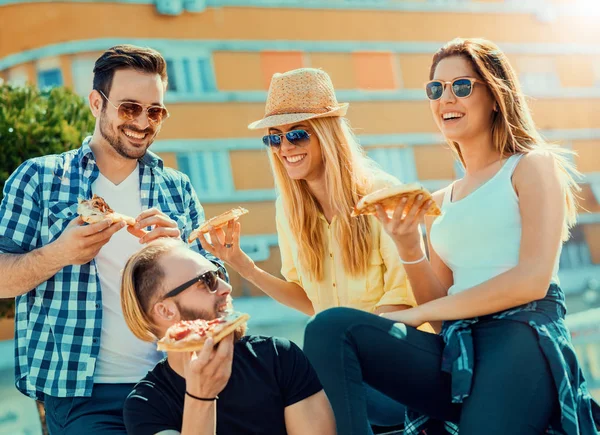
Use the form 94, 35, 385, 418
0, 160, 42, 254
374, 230, 417, 309
275, 198, 301, 286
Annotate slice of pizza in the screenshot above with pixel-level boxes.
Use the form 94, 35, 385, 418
77, 194, 136, 226
352, 183, 442, 218
157, 311, 250, 352
188, 207, 249, 243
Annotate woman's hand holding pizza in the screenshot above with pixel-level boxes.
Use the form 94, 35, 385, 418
202, 220, 255, 275
375, 195, 432, 259
183, 334, 234, 399
128, 208, 181, 243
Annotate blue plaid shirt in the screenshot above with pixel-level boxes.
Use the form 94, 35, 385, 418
0, 137, 225, 400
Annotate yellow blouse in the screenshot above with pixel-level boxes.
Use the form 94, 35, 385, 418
275, 177, 417, 314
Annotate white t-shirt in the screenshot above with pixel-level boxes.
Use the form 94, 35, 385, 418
92, 164, 163, 383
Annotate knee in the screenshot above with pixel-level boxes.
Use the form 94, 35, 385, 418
304, 307, 362, 351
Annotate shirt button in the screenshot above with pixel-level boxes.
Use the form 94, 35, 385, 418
95, 304, 100, 309
93, 339, 98, 343
333, 283, 336, 287
330, 253, 333, 258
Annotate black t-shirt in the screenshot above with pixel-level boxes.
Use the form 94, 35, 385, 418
123, 335, 322, 435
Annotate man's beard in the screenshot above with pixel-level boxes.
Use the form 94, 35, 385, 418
99, 110, 154, 160
175, 300, 246, 343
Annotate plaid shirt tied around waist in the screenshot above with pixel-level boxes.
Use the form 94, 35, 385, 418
0, 137, 225, 400
404, 284, 600, 435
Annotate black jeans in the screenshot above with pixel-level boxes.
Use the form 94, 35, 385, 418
304, 307, 558, 435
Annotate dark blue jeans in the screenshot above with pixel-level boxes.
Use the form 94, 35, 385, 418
304, 307, 558, 435
45, 383, 135, 435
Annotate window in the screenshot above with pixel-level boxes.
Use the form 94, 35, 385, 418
177, 150, 234, 200
367, 147, 417, 183
37, 68, 63, 89
71, 57, 96, 97
166, 55, 216, 96
515, 56, 560, 94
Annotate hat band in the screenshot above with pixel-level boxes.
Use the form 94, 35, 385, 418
265, 105, 338, 117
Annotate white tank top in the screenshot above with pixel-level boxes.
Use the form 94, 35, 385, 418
430, 154, 561, 296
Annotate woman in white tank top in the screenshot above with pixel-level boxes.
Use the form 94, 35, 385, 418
303, 38, 600, 435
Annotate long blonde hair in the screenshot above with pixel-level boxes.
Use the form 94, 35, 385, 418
430, 38, 580, 240
121, 238, 183, 342
269, 116, 379, 281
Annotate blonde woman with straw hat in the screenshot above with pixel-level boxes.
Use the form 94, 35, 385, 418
201, 67, 420, 430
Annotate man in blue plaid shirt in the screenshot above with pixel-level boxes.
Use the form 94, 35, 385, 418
0, 45, 225, 434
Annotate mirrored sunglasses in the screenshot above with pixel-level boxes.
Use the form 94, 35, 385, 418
262, 129, 311, 148
425, 78, 481, 101
98, 90, 169, 126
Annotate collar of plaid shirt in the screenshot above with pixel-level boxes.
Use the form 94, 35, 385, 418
0, 136, 223, 400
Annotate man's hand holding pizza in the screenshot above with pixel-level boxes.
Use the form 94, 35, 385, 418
53, 217, 126, 266
128, 207, 181, 244
183, 334, 234, 400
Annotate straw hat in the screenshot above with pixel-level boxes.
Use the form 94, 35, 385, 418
248, 68, 349, 130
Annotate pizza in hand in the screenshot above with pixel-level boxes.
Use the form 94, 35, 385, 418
157, 311, 250, 352
77, 194, 136, 226
352, 183, 442, 218
188, 207, 249, 243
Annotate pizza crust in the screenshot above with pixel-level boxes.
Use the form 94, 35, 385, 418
77, 194, 136, 226
352, 183, 442, 217
188, 207, 249, 243
157, 313, 250, 352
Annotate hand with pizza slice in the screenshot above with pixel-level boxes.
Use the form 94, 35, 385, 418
47, 196, 130, 267
189, 207, 255, 273
353, 183, 441, 262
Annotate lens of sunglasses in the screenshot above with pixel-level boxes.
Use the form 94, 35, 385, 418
262, 130, 310, 148
426, 81, 444, 100
118, 103, 167, 125
452, 79, 473, 98
200, 270, 225, 293
263, 134, 282, 147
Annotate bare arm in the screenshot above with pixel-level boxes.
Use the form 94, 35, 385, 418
284, 390, 337, 435
203, 221, 315, 316
375, 190, 452, 306
0, 217, 125, 298
384, 152, 565, 325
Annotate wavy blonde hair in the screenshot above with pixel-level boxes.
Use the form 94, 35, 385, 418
430, 38, 580, 240
121, 238, 184, 342
269, 116, 380, 281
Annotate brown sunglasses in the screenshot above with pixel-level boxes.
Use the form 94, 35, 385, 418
98, 90, 170, 126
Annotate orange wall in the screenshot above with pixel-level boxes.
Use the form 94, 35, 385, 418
2, 4, 600, 58
202, 201, 276, 234
230, 150, 275, 190
213, 52, 263, 91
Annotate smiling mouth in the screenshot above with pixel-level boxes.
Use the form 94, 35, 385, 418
122, 128, 148, 141
442, 112, 465, 121
284, 154, 306, 163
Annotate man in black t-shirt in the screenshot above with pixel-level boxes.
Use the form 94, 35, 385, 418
120, 238, 336, 435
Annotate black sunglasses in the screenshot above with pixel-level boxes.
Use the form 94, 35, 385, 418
163, 269, 225, 299
262, 129, 311, 148
425, 78, 481, 101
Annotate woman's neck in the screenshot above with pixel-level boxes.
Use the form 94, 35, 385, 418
456, 132, 502, 175
306, 175, 335, 223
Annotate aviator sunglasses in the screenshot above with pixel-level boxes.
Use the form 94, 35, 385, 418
425, 78, 481, 101
97, 89, 170, 126
162, 269, 226, 299
262, 129, 311, 148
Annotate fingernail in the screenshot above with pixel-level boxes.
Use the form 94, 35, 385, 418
120, 222, 126, 228
417, 194, 423, 200
401, 197, 408, 203
139, 238, 144, 244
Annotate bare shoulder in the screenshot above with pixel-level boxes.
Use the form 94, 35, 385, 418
514, 150, 558, 178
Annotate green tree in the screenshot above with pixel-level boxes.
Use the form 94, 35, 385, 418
0, 83, 95, 318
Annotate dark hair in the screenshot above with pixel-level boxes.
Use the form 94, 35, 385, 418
93, 44, 168, 105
